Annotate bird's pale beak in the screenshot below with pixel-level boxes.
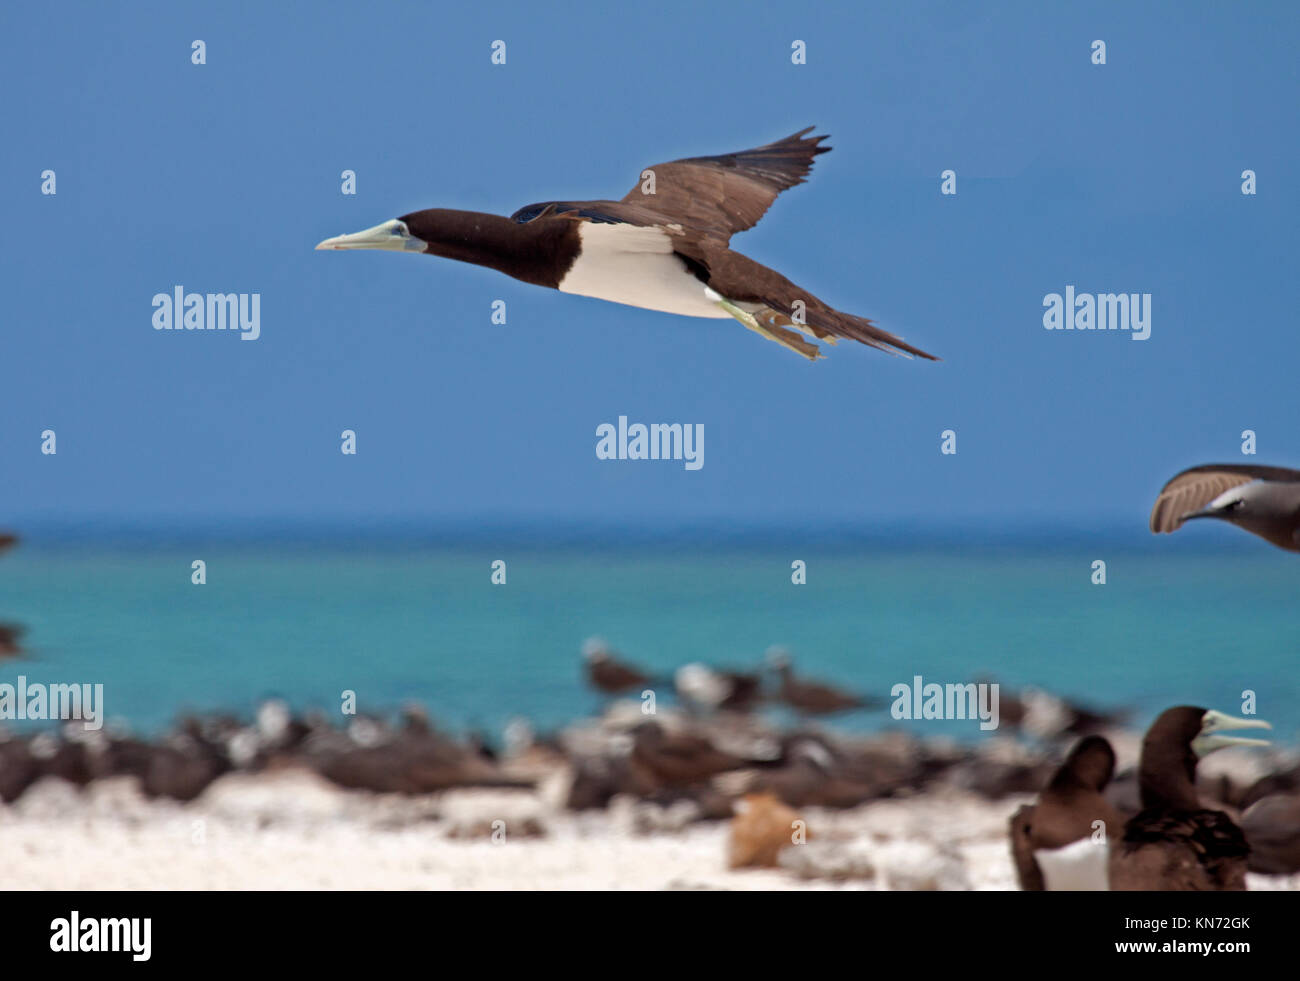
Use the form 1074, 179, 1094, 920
1192, 710, 1272, 756
315, 219, 426, 253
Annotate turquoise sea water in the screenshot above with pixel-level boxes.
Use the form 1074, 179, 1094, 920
1, 532, 1296, 743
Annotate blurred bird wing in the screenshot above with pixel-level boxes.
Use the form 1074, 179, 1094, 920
1150, 464, 1300, 532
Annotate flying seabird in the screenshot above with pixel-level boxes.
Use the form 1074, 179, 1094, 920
582, 638, 659, 695
316, 128, 937, 362
1150, 464, 1300, 552
1109, 706, 1271, 891
1009, 735, 1124, 891
765, 648, 876, 715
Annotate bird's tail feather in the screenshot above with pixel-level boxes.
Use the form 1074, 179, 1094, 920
753, 305, 938, 361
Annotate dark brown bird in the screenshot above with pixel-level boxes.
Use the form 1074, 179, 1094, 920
0, 532, 17, 553
317, 128, 936, 362
1241, 793, 1300, 875
753, 735, 907, 808
1009, 735, 1124, 890
0, 622, 24, 659
582, 638, 657, 695
1109, 706, 1271, 891
1150, 464, 1300, 551
627, 721, 756, 789
765, 648, 875, 715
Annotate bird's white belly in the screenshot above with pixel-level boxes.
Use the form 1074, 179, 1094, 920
557, 222, 732, 319
1036, 838, 1111, 890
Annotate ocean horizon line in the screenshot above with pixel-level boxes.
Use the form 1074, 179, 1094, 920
0, 515, 1269, 555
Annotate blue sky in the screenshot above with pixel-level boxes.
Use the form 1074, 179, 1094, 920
3, 1, 1296, 536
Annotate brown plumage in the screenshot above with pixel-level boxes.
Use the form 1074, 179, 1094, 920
1110, 706, 1270, 891
752, 735, 909, 808
1150, 464, 1300, 551
582, 640, 655, 695
628, 721, 753, 788
1009, 735, 1123, 890
623, 128, 831, 239
766, 650, 874, 715
1241, 794, 1300, 875
318, 128, 937, 362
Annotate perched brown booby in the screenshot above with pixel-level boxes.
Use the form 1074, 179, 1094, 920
1109, 706, 1271, 891
765, 647, 877, 715
1150, 464, 1300, 552
316, 128, 936, 362
581, 638, 657, 695
1009, 735, 1124, 891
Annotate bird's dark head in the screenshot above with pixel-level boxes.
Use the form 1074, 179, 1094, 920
316, 209, 557, 284
315, 209, 503, 256
1054, 734, 1116, 792
1146, 706, 1271, 761
1138, 706, 1270, 809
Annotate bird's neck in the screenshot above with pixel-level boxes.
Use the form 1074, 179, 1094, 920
418, 210, 573, 287
1138, 741, 1200, 810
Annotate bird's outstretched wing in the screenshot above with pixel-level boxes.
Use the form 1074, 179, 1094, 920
619, 127, 831, 240
1150, 464, 1300, 533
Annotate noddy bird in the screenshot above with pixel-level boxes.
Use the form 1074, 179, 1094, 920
582, 638, 660, 695
1109, 706, 1271, 891
1009, 735, 1124, 891
317, 128, 936, 362
765, 648, 877, 715
1150, 464, 1300, 552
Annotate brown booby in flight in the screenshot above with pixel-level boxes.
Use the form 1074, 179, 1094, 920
1009, 735, 1124, 890
316, 128, 936, 362
1150, 464, 1300, 552
1109, 706, 1271, 891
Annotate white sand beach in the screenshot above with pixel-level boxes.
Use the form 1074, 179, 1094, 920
2, 768, 1297, 891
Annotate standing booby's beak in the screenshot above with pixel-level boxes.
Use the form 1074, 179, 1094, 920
1192, 709, 1272, 756
315, 219, 427, 253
